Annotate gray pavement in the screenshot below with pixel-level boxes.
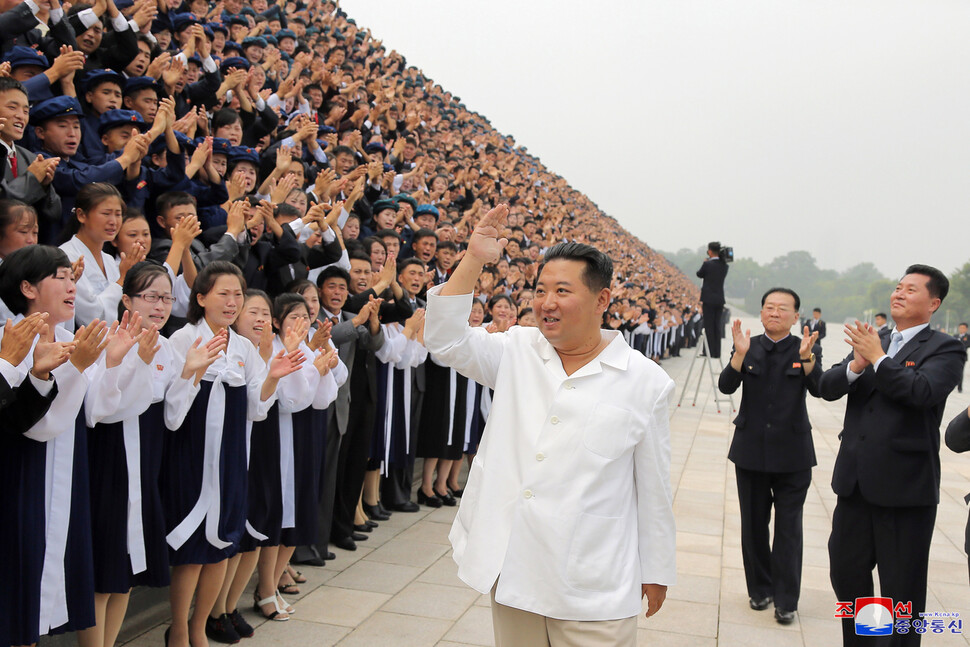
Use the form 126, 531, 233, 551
121, 313, 970, 646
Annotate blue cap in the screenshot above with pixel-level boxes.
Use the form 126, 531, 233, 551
394, 194, 418, 211
2, 46, 49, 69
263, 34, 278, 46
219, 56, 250, 73
415, 204, 440, 220
124, 76, 160, 96
227, 15, 248, 27
211, 137, 231, 156
98, 109, 149, 136
151, 16, 173, 33
372, 199, 398, 214
242, 36, 267, 49
223, 40, 243, 55
114, 0, 134, 8
83, 68, 125, 93
317, 124, 337, 135
30, 96, 83, 125
209, 21, 228, 36
276, 29, 296, 42
228, 145, 259, 166
186, 54, 203, 67
150, 130, 196, 155
202, 24, 214, 40
364, 142, 387, 155
172, 12, 200, 32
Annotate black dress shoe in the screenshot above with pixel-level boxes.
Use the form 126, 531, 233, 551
417, 489, 442, 508
363, 502, 390, 521
325, 551, 336, 560
351, 532, 368, 541
774, 608, 796, 625
364, 519, 378, 528
353, 523, 373, 533
332, 536, 357, 551
378, 501, 392, 517
449, 487, 464, 498
749, 596, 773, 611
435, 489, 457, 507
389, 501, 419, 513
291, 545, 325, 567
205, 614, 241, 644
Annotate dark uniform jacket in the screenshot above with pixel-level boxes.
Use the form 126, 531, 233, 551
718, 334, 822, 472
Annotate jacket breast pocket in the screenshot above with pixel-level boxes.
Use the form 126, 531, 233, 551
583, 403, 633, 459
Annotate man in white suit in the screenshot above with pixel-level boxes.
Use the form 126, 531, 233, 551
424, 204, 676, 647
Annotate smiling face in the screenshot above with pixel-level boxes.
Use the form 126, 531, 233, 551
198, 274, 245, 329
123, 273, 173, 330
890, 273, 941, 329
23, 265, 76, 324
534, 259, 609, 351
77, 196, 124, 244
36, 115, 82, 157
760, 291, 799, 339
0, 88, 29, 144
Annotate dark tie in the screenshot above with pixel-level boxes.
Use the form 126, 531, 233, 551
8, 152, 17, 179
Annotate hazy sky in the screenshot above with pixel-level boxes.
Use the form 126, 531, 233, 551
341, 0, 970, 277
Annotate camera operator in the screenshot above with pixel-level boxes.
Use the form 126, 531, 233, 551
697, 241, 730, 358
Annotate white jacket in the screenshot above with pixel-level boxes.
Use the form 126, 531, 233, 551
424, 285, 677, 621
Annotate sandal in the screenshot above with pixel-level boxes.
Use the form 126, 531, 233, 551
278, 582, 300, 595
276, 591, 296, 615
287, 565, 307, 584
253, 590, 289, 622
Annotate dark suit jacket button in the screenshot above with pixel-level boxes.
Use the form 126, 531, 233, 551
861, 435, 866, 440
766, 423, 772, 429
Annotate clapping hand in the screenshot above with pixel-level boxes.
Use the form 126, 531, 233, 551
0, 313, 48, 367
844, 320, 882, 371
730, 319, 750, 359
466, 204, 509, 264
182, 330, 228, 384
799, 326, 818, 360
31, 323, 75, 380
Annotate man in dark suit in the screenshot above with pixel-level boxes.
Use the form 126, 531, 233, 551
696, 241, 728, 358
954, 323, 969, 393
819, 264, 965, 646
805, 308, 826, 341
718, 287, 821, 625
875, 312, 892, 339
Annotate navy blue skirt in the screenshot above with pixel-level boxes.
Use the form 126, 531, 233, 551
280, 406, 327, 547
366, 363, 391, 470
241, 402, 283, 550
49, 411, 96, 636
89, 401, 170, 592
0, 428, 46, 645
162, 381, 248, 565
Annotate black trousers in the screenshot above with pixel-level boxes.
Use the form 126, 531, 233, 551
331, 401, 376, 542
702, 303, 724, 358
829, 487, 937, 647
735, 465, 812, 612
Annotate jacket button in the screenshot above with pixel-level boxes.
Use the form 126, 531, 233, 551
523, 490, 533, 499
536, 453, 545, 461
550, 416, 560, 425
861, 435, 866, 441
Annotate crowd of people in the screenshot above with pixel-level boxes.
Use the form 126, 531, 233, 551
0, 0, 702, 646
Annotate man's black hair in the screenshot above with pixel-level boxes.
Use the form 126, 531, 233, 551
398, 257, 425, 273
412, 228, 437, 243
761, 287, 801, 312
375, 228, 401, 241
708, 241, 721, 254
0, 245, 72, 315
812, 307, 821, 314
538, 242, 613, 293
0, 77, 28, 99
436, 241, 458, 254
316, 265, 351, 288
875, 312, 887, 319
332, 145, 355, 158
905, 264, 949, 302
348, 250, 372, 264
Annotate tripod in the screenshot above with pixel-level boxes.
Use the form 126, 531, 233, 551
676, 331, 735, 414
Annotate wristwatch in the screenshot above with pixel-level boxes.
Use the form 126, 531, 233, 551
800, 352, 815, 363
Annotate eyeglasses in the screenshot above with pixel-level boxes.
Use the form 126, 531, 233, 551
134, 293, 175, 304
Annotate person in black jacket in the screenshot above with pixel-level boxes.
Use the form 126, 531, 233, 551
696, 241, 728, 358
819, 264, 965, 647
718, 287, 821, 626
944, 406, 970, 583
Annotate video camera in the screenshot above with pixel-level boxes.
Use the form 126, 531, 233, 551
709, 241, 734, 263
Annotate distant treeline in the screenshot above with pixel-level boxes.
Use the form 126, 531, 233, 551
662, 247, 970, 331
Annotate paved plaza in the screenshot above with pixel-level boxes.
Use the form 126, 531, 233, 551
121, 314, 970, 646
